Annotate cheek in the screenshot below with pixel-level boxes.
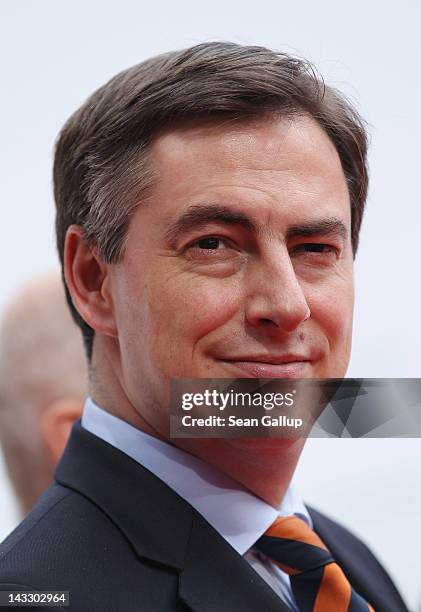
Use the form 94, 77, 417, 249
308, 277, 354, 350
146, 274, 241, 363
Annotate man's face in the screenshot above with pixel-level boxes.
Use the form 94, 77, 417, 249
108, 115, 354, 436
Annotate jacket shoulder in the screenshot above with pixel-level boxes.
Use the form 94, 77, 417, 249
0, 483, 179, 612
0, 485, 71, 564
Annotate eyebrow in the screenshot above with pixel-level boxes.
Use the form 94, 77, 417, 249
164, 203, 348, 246
286, 218, 348, 242
164, 204, 256, 246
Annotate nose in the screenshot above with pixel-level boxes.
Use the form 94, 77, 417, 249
245, 250, 310, 334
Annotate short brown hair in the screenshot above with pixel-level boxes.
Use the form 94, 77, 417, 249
54, 41, 369, 359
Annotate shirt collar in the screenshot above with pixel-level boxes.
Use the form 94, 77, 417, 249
81, 397, 312, 555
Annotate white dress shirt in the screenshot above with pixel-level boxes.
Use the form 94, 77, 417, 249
82, 398, 312, 611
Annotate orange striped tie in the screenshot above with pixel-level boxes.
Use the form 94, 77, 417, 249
255, 515, 375, 612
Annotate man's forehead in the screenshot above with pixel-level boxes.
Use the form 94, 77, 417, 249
151, 113, 342, 173
148, 116, 348, 214
142, 113, 351, 239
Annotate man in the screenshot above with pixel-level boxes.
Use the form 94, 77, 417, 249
0, 273, 86, 516
0, 42, 408, 611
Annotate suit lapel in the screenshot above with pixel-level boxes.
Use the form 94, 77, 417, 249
178, 511, 291, 612
55, 423, 192, 570
56, 424, 291, 611
309, 506, 409, 612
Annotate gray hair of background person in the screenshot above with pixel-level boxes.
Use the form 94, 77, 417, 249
0, 272, 87, 516
53, 41, 369, 360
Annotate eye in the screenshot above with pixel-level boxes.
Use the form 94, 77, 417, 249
186, 236, 231, 253
293, 243, 338, 255
195, 237, 226, 250
184, 235, 238, 263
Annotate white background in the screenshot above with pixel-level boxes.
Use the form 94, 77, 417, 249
0, 1, 420, 609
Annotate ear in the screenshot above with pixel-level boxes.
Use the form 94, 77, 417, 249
41, 397, 84, 466
64, 225, 117, 337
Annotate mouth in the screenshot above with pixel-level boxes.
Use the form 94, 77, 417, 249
217, 356, 313, 378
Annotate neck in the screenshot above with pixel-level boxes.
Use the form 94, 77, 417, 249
175, 436, 305, 507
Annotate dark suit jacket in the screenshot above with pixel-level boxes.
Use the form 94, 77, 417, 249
0, 422, 409, 611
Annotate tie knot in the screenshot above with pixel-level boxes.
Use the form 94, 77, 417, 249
266, 515, 327, 549
255, 515, 335, 575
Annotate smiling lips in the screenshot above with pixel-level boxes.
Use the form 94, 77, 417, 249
219, 355, 313, 378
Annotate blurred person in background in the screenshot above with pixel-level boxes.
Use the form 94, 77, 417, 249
0, 272, 87, 516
